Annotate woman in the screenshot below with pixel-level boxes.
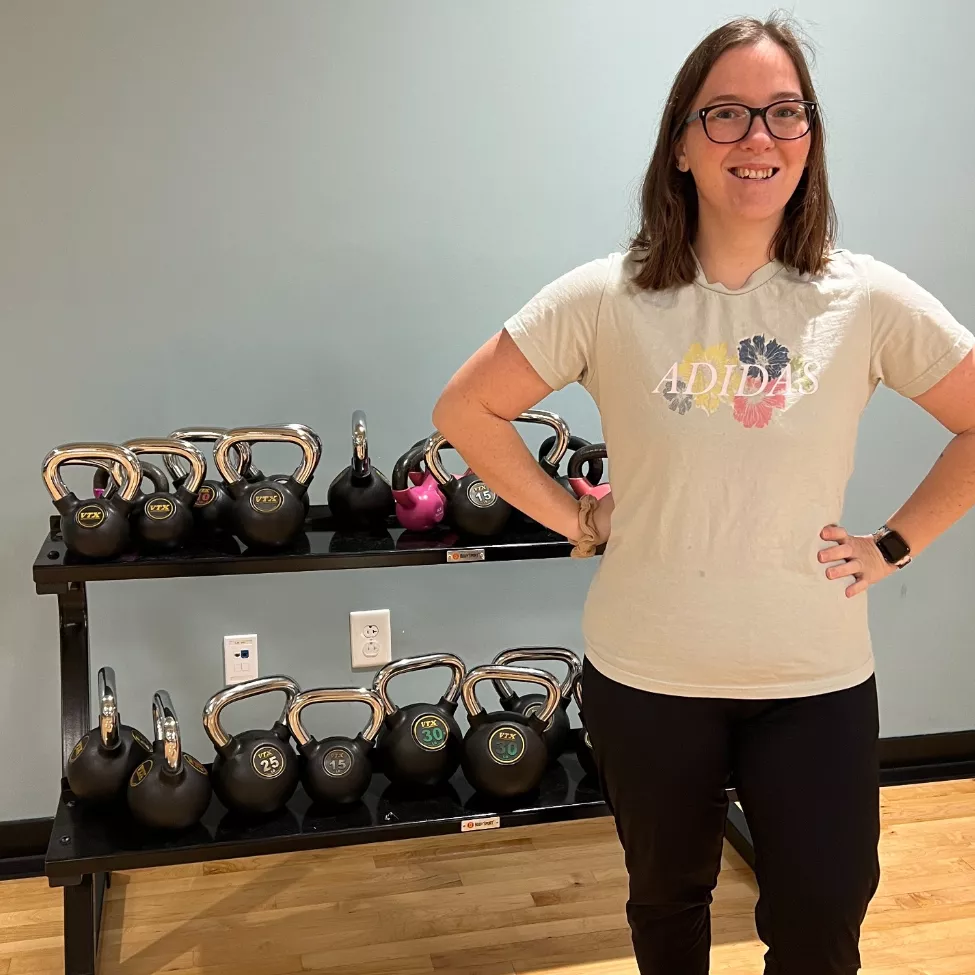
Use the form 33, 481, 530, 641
432, 14, 975, 975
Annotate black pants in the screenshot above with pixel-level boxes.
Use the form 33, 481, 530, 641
581, 656, 881, 975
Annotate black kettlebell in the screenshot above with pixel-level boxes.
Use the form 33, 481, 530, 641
327, 410, 395, 530
65, 666, 153, 803
287, 686, 385, 805
460, 664, 560, 799
490, 647, 581, 760
213, 425, 321, 548
203, 675, 301, 816
372, 653, 466, 788
127, 690, 212, 830
573, 672, 597, 781
121, 438, 207, 551
424, 432, 511, 537
42, 443, 143, 559
234, 425, 312, 517
165, 428, 254, 534
93, 459, 170, 505
537, 435, 604, 493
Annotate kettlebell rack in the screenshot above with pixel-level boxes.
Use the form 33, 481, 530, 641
33, 505, 754, 975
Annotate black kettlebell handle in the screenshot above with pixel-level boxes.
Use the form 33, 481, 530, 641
537, 435, 605, 485
165, 429, 253, 483
568, 442, 608, 479
122, 438, 207, 497
490, 647, 582, 706
286, 687, 385, 747
461, 665, 561, 726
202, 675, 301, 752
373, 653, 466, 716
391, 438, 432, 491
514, 410, 570, 474
152, 689, 183, 774
42, 443, 143, 504
212, 425, 321, 489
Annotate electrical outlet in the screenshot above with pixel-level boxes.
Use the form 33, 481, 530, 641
349, 609, 391, 670
224, 634, 259, 685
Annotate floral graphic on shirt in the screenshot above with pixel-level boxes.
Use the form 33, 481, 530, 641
738, 334, 790, 379
732, 374, 788, 428
677, 342, 739, 415
662, 378, 695, 414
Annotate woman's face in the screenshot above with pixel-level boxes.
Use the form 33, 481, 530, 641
677, 39, 812, 228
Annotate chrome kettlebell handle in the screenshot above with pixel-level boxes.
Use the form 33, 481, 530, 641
515, 410, 570, 473
122, 438, 207, 495
97, 666, 119, 749
461, 665, 561, 725
490, 647, 582, 703
42, 443, 142, 503
351, 410, 372, 476
165, 429, 253, 482
286, 687, 386, 748
153, 690, 182, 773
213, 425, 321, 488
202, 675, 301, 750
373, 653, 466, 716
422, 432, 453, 487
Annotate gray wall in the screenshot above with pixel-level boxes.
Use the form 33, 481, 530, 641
1, 1, 972, 821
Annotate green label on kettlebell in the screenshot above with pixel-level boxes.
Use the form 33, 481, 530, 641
322, 746, 354, 778
195, 485, 216, 507
75, 505, 104, 528
488, 726, 526, 765
130, 759, 152, 786
523, 702, 554, 732
252, 745, 286, 779
250, 488, 283, 514
132, 730, 152, 753
145, 497, 176, 521
69, 735, 89, 763
412, 714, 449, 752
466, 481, 497, 509
184, 754, 208, 776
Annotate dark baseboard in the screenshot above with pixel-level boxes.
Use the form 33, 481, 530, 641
1, 731, 971, 881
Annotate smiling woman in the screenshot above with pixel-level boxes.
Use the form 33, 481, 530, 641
430, 12, 975, 975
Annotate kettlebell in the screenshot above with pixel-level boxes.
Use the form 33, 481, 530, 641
287, 687, 385, 805
573, 672, 597, 781
537, 435, 604, 493
424, 433, 511, 537
121, 438, 207, 551
42, 443, 143, 559
372, 653, 466, 787
240, 423, 313, 517
568, 443, 611, 500
327, 410, 395, 530
65, 666, 153, 803
165, 428, 253, 534
93, 459, 170, 502
391, 437, 446, 532
490, 647, 581, 760
203, 675, 301, 816
213, 425, 321, 548
127, 690, 212, 830
460, 664, 560, 799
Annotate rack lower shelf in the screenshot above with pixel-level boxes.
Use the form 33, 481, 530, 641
46, 753, 609, 882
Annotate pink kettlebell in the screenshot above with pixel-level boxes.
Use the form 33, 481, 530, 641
568, 442, 611, 501
391, 437, 446, 531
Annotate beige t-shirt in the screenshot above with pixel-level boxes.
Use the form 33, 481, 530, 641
505, 248, 974, 700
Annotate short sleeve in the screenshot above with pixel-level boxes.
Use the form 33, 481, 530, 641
503, 255, 614, 392
865, 255, 975, 397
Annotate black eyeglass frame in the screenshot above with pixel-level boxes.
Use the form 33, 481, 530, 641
683, 99, 818, 144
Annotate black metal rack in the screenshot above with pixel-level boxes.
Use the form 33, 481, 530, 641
34, 506, 754, 975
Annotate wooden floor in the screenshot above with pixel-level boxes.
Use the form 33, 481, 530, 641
2, 779, 975, 974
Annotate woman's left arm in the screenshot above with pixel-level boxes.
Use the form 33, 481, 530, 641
820, 348, 975, 598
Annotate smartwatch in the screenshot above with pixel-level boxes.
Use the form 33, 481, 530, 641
872, 524, 912, 568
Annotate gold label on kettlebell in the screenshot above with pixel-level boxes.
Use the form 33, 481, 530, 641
76, 505, 104, 528
322, 746, 354, 777
250, 489, 283, 514
251, 745, 285, 779
466, 481, 497, 509
68, 735, 89, 763
130, 759, 153, 786
195, 485, 216, 507
145, 497, 176, 521
184, 754, 208, 776
412, 714, 449, 752
488, 726, 526, 765
131, 730, 152, 753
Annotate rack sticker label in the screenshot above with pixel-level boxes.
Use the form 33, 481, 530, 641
461, 816, 500, 833
446, 549, 485, 563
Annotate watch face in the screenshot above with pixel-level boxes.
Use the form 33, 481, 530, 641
878, 530, 910, 563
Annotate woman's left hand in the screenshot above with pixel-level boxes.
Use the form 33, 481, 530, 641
818, 524, 897, 598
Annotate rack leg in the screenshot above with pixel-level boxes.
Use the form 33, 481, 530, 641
57, 584, 90, 771
62, 872, 108, 975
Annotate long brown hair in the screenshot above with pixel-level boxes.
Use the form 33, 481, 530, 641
628, 13, 837, 291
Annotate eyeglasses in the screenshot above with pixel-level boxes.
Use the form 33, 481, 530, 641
684, 99, 817, 144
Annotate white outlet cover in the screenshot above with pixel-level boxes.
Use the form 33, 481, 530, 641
224, 633, 258, 685
349, 609, 391, 670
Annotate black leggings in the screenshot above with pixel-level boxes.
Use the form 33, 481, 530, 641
581, 656, 881, 975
